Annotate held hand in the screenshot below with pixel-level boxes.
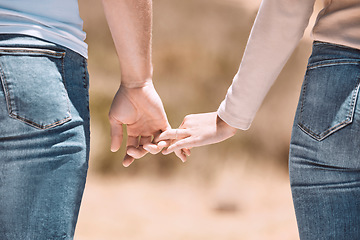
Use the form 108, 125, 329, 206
157, 112, 237, 157
109, 81, 171, 167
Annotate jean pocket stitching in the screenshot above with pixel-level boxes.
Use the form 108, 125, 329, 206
298, 118, 352, 141
0, 47, 71, 130
8, 112, 72, 129
297, 62, 360, 141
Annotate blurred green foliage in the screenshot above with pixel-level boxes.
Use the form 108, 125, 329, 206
79, 0, 312, 177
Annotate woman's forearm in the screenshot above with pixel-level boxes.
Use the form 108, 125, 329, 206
218, 0, 316, 130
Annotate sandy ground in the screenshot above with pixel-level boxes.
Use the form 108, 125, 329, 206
75, 162, 299, 240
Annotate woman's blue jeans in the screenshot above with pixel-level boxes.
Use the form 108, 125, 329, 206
0, 35, 90, 239
290, 41, 360, 240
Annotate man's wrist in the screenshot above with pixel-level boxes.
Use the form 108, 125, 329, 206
120, 78, 153, 89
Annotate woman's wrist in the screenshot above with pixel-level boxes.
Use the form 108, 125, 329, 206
216, 114, 237, 135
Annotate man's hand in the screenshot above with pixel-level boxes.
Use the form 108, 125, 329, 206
103, 0, 189, 165
109, 81, 171, 167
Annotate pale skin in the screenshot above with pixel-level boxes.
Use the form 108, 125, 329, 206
103, 0, 187, 166
103, 0, 236, 165
151, 112, 237, 159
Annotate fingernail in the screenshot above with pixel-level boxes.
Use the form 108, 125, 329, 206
182, 155, 187, 163
123, 159, 133, 167
158, 141, 167, 148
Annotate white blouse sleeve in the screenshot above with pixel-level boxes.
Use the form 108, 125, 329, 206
217, 0, 316, 130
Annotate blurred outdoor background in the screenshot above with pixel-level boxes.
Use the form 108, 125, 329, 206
75, 0, 322, 239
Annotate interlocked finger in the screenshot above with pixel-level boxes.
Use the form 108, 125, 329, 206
127, 136, 151, 159
123, 136, 139, 167
174, 149, 187, 163
163, 137, 196, 155
156, 129, 189, 142
144, 131, 170, 154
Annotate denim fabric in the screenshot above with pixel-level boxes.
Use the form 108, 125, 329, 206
290, 41, 360, 240
0, 34, 89, 240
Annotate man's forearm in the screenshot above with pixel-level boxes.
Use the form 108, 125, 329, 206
102, 0, 153, 87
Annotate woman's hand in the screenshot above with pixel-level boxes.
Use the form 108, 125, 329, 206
156, 112, 237, 159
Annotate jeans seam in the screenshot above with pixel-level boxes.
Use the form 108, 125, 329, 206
61, 51, 72, 128
308, 60, 360, 70
82, 58, 88, 89
0, 47, 64, 58
0, 61, 13, 116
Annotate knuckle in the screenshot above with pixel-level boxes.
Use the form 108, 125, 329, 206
183, 115, 191, 122
192, 138, 199, 145
108, 115, 119, 124
173, 143, 181, 149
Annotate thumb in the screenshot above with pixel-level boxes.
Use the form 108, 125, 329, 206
109, 117, 123, 152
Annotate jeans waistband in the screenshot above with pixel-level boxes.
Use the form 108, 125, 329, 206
309, 41, 360, 65
0, 34, 83, 62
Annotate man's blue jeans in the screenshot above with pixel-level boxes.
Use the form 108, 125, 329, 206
0, 34, 90, 239
290, 41, 360, 240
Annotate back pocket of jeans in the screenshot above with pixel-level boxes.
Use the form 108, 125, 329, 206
298, 59, 360, 141
0, 47, 71, 129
